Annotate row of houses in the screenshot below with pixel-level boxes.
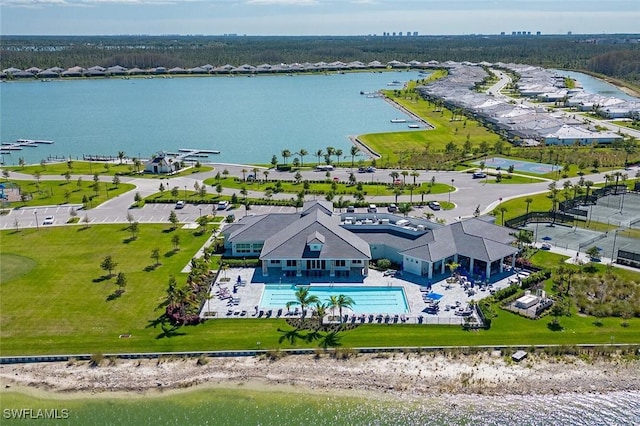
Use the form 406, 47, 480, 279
512, 63, 640, 119
0, 60, 439, 80
418, 63, 627, 146
222, 201, 519, 282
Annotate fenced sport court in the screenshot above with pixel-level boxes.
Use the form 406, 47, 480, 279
473, 157, 556, 174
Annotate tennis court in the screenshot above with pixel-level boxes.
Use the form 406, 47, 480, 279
474, 157, 557, 174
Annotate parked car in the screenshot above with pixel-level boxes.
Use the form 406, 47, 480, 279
472, 172, 487, 179
346, 205, 355, 213
366, 166, 376, 173
217, 200, 229, 210
541, 243, 552, 250
387, 203, 397, 212
428, 201, 441, 211
43, 215, 54, 225
358, 167, 366, 173
175, 201, 185, 209
367, 204, 378, 213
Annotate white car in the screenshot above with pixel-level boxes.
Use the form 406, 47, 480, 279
367, 204, 377, 213
43, 215, 54, 225
217, 200, 229, 210
175, 201, 185, 209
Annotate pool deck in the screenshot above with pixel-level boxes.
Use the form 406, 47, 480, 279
200, 267, 526, 325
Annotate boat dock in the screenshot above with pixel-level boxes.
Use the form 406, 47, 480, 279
0, 139, 54, 154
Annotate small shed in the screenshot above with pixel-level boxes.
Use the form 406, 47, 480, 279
512, 350, 527, 362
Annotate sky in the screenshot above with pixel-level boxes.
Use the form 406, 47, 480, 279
1, 0, 639, 36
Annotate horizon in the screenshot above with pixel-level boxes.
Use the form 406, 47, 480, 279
1, 0, 639, 36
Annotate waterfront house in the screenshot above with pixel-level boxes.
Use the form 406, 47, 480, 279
144, 152, 178, 174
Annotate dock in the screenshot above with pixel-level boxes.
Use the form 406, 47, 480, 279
0, 139, 54, 151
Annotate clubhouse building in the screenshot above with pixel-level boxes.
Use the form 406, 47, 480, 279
222, 201, 519, 283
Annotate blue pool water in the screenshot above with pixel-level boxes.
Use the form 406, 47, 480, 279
260, 285, 409, 314
425, 293, 443, 300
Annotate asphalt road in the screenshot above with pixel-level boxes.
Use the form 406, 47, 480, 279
3, 163, 637, 230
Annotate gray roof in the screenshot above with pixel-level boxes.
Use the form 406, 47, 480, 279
261, 209, 371, 260
400, 219, 517, 263
223, 214, 299, 243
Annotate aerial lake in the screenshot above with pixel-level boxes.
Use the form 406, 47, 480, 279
0, 71, 424, 166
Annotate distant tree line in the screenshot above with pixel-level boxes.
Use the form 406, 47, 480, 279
2, 34, 639, 86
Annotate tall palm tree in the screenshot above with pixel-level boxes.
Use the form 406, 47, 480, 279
525, 197, 533, 216
286, 287, 319, 314
117, 151, 125, 165
313, 302, 328, 328
584, 180, 594, 204
326, 146, 335, 164
335, 149, 343, 166
401, 170, 409, 185
315, 149, 324, 165
389, 171, 399, 184
298, 149, 308, 167
263, 170, 269, 182
329, 294, 355, 323
410, 170, 420, 186
350, 145, 360, 169
498, 205, 508, 225
281, 149, 291, 165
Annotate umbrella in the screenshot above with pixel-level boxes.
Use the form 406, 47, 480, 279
542, 236, 552, 241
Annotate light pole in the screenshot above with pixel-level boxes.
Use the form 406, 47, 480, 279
184, 185, 187, 200
448, 179, 454, 204
34, 210, 39, 230
105, 182, 109, 199
610, 230, 620, 265
199, 207, 202, 221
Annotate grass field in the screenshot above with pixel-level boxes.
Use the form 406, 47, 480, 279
1, 179, 135, 209
1, 224, 639, 356
2, 161, 212, 178
358, 93, 501, 167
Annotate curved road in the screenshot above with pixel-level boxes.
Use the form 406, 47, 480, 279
2, 162, 637, 230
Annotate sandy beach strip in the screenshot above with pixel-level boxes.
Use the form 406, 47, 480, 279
1, 351, 638, 399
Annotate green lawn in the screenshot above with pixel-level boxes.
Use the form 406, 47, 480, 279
1, 179, 135, 209
2, 161, 212, 178
358, 93, 501, 167
1, 224, 639, 356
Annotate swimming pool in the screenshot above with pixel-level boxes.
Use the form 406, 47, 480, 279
260, 285, 409, 314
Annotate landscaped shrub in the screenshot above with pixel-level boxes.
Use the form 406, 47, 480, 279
375, 259, 392, 270
221, 258, 260, 268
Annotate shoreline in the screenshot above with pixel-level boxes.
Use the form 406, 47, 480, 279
2, 352, 639, 400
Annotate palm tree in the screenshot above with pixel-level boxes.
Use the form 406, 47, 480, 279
313, 302, 328, 328
584, 180, 594, 204
398, 203, 413, 217
401, 170, 409, 185
393, 187, 403, 203
117, 151, 125, 165
329, 294, 355, 323
286, 287, 319, 314
389, 171, 399, 184
335, 149, 343, 166
241, 168, 247, 181
315, 149, 324, 165
298, 149, 308, 167
281, 149, 291, 165
350, 145, 360, 169
497, 205, 508, 225
326, 146, 335, 164
410, 170, 420, 186
525, 197, 533, 216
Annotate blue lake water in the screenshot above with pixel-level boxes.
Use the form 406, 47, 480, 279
553, 69, 638, 101
0, 71, 423, 165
